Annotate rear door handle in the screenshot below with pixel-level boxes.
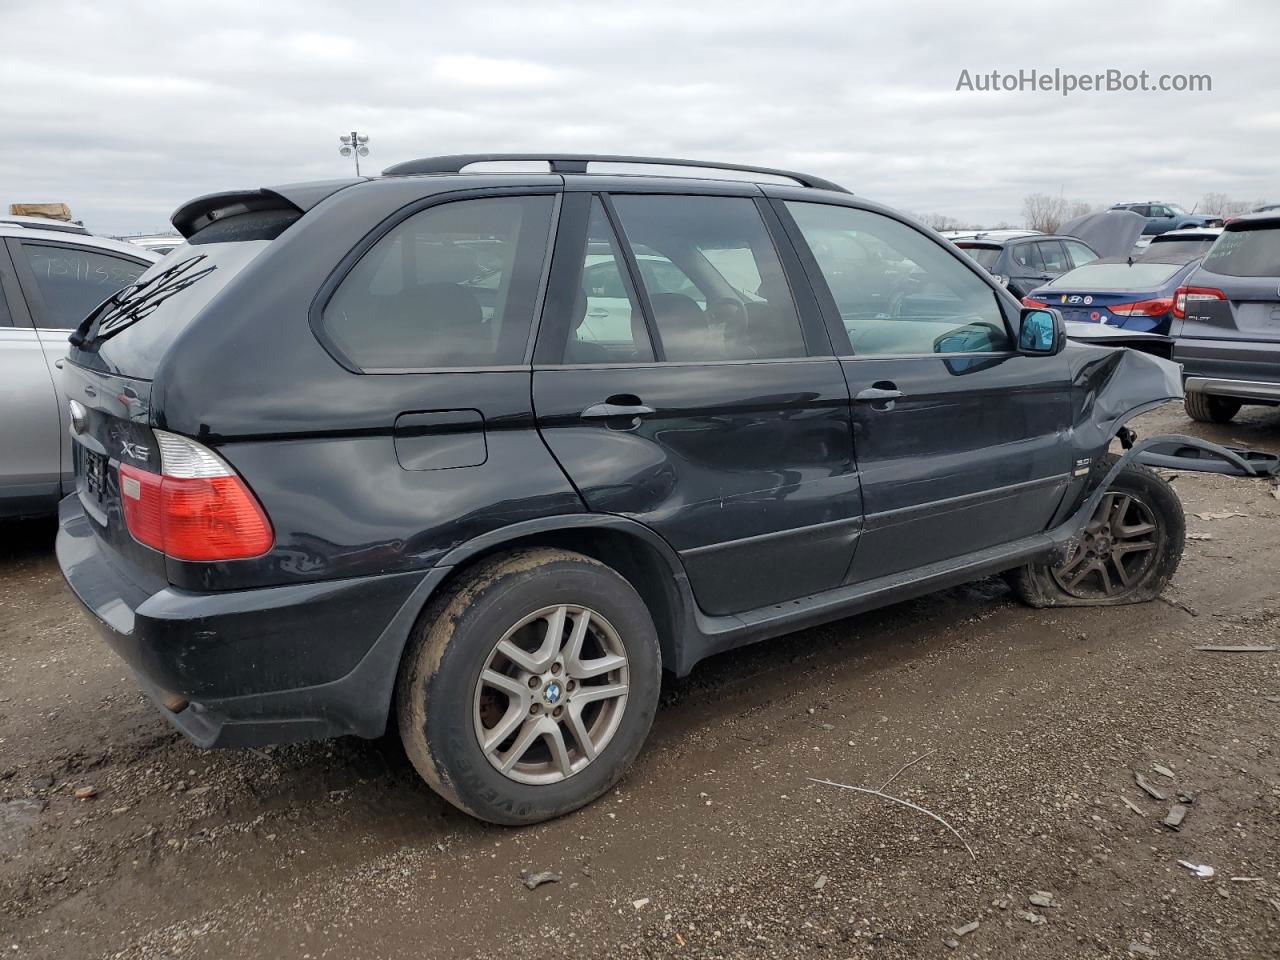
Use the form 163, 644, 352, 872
854, 386, 904, 402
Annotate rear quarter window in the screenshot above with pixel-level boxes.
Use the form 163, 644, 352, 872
321, 195, 555, 371
1201, 227, 1280, 278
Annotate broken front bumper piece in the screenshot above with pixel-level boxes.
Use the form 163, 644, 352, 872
1047, 433, 1278, 565
1132, 437, 1280, 478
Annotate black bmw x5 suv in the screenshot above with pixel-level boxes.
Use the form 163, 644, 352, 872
58, 154, 1200, 824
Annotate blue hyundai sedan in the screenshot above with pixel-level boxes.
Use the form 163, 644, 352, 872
1023, 252, 1203, 334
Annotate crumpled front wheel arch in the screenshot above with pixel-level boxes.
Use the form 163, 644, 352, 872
1009, 453, 1185, 607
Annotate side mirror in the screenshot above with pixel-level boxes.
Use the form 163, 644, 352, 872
1018, 307, 1066, 356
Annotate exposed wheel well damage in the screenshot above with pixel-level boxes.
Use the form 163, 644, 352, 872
424, 524, 688, 676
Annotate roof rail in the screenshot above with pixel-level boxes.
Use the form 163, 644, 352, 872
380, 154, 850, 193
0, 215, 90, 235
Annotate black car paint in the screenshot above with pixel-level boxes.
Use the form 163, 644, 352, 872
55, 167, 1219, 749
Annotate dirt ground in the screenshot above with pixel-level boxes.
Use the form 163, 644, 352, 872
2, 401, 1278, 960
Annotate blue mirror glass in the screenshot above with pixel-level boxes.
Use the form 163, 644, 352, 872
1019, 309, 1056, 353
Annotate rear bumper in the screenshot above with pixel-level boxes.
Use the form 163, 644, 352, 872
1184, 376, 1280, 403
1175, 338, 1280, 401
56, 495, 441, 747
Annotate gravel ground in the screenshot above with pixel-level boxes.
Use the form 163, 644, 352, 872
1, 401, 1278, 959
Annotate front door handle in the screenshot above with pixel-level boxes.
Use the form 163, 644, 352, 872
854, 386, 904, 403
583, 395, 655, 420
587, 309, 609, 319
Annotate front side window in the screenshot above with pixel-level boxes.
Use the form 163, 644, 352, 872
19, 243, 147, 330
323, 195, 554, 370
786, 202, 1011, 356
610, 194, 806, 361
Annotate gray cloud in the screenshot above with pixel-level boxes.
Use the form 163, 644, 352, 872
2, 0, 1276, 234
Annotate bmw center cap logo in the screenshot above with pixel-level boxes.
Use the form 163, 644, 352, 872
543, 681, 563, 704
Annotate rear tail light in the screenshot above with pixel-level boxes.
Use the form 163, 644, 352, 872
1021, 297, 1048, 308
119, 431, 273, 561
1172, 286, 1226, 319
1107, 297, 1174, 317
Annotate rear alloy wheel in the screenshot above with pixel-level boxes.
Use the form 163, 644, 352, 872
473, 604, 630, 785
396, 548, 660, 825
1185, 392, 1241, 423
1009, 454, 1184, 607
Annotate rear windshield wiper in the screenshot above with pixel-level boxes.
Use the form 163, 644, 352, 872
71, 255, 217, 348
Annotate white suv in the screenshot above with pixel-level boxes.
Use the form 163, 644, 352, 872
0, 217, 159, 517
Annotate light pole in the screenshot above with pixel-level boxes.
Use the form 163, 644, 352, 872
339, 131, 370, 175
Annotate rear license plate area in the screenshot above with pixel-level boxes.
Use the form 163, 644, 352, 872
80, 447, 108, 502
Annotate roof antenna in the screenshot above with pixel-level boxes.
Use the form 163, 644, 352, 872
1127, 255, 1134, 266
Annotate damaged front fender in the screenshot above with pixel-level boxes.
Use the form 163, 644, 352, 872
1065, 343, 1184, 463
1049, 341, 1277, 562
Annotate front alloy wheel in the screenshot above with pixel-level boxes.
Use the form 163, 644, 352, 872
1008, 454, 1185, 608
1051, 491, 1161, 599
473, 604, 629, 784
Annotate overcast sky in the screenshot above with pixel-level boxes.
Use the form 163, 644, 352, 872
3, 0, 1276, 235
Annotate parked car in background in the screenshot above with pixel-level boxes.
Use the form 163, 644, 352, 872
1171, 211, 1280, 422
57, 152, 1214, 826
953, 233, 1099, 300
1140, 226, 1221, 257
1109, 202, 1221, 235
940, 228, 1043, 243
1023, 252, 1203, 334
1, 218, 157, 517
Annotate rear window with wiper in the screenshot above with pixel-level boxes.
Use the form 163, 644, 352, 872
70, 241, 270, 376
956, 245, 1001, 269
1201, 226, 1280, 278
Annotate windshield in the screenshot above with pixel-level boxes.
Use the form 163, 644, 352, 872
1047, 261, 1185, 291
1167, 204, 1189, 216
1201, 227, 1280, 278
957, 245, 1001, 269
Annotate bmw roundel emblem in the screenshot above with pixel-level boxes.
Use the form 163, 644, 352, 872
544, 681, 562, 704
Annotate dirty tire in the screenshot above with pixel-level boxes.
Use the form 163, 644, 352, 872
1184, 392, 1241, 423
1009, 454, 1185, 607
395, 548, 661, 826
